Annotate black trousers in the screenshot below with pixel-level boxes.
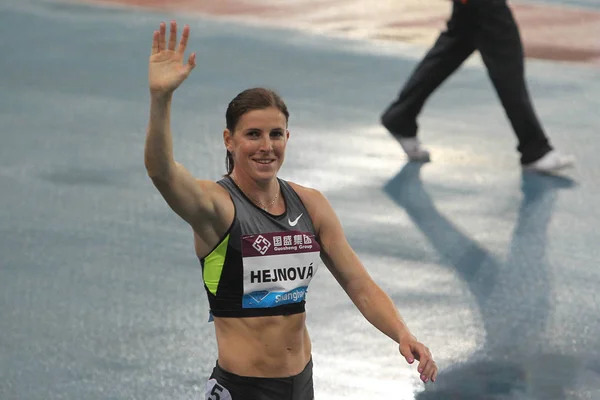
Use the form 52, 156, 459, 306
381, 0, 552, 164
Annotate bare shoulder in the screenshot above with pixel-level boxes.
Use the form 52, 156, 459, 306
286, 181, 326, 206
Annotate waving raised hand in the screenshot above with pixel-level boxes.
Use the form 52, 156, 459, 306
149, 21, 196, 95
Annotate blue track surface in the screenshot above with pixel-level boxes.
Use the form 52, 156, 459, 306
1, 1, 599, 399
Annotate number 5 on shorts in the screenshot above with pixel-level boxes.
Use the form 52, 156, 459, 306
206, 379, 232, 400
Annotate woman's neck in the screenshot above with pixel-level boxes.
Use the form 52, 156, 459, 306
230, 172, 281, 211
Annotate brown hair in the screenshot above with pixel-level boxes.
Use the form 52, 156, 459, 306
224, 88, 290, 175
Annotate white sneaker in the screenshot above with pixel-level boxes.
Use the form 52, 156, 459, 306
398, 137, 431, 162
522, 150, 575, 173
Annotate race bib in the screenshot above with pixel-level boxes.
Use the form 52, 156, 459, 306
205, 379, 232, 400
241, 231, 322, 308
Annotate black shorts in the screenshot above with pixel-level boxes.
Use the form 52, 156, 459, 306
205, 359, 314, 400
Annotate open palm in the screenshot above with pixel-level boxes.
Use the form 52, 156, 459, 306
149, 21, 196, 94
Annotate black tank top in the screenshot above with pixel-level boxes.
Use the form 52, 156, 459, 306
200, 176, 322, 320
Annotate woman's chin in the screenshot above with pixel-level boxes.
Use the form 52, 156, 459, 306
252, 164, 279, 181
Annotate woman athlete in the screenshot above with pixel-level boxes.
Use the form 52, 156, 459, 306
144, 20, 438, 400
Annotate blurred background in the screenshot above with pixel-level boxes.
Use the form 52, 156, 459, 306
1, 0, 599, 399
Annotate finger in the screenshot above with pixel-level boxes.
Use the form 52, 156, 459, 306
151, 31, 159, 54
158, 22, 166, 52
418, 358, 430, 376
187, 52, 196, 68
168, 20, 177, 51
426, 365, 438, 383
421, 360, 436, 382
399, 344, 416, 364
424, 362, 438, 383
177, 24, 190, 56
416, 348, 432, 373
183, 52, 196, 75
432, 365, 438, 383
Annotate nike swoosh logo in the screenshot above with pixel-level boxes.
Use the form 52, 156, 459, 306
288, 213, 303, 227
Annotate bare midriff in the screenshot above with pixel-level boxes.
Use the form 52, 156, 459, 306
213, 313, 311, 378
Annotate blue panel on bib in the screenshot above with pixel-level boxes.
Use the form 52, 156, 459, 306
242, 286, 308, 308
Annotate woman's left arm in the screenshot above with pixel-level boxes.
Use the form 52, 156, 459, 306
295, 185, 438, 383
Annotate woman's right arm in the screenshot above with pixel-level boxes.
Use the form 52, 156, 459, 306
144, 21, 224, 230
145, 93, 218, 225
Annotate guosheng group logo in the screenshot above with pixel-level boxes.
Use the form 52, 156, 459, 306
252, 235, 271, 255
273, 234, 313, 247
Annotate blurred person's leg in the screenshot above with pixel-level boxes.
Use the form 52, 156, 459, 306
381, 1, 476, 161
472, 0, 573, 170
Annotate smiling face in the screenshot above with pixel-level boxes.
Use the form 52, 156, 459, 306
224, 107, 290, 183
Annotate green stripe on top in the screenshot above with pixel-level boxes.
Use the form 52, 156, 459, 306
203, 234, 230, 295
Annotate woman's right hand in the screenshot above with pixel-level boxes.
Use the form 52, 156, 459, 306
148, 21, 196, 96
